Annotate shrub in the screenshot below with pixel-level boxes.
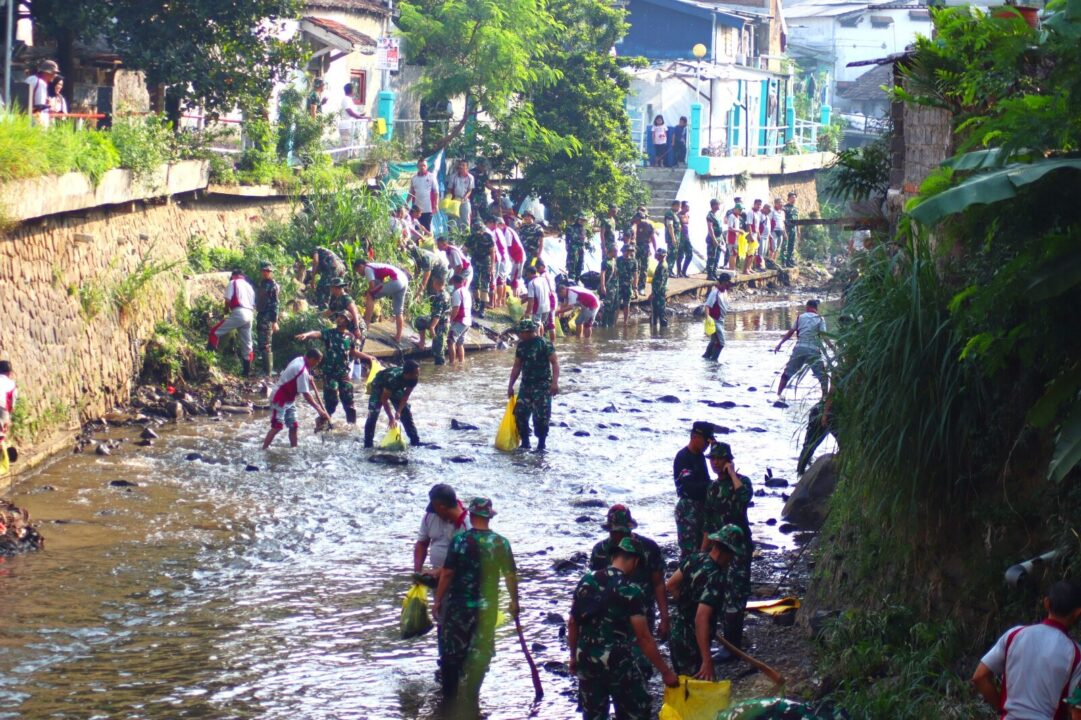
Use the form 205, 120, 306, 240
109, 115, 175, 184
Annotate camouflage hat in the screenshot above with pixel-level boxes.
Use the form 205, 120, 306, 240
613, 536, 642, 557
601, 504, 638, 532
709, 442, 734, 460
329, 278, 347, 288
260, 261, 273, 271
708, 524, 747, 555
515, 319, 539, 333
468, 497, 497, 518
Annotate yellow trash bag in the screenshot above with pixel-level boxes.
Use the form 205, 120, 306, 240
0, 440, 9, 475
373, 117, 387, 135
494, 396, 520, 452
646, 256, 659, 283
366, 358, 385, 393
736, 231, 748, 260
400, 583, 434, 639
554, 314, 565, 338
704, 315, 716, 336
439, 195, 461, 217
659, 677, 732, 720
379, 425, 407, 451
567, 309, 580, 334
747, 238, 759, 259
507, 295, 525, 323
746, 597, 801, 616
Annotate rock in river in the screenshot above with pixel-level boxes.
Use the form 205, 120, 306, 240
95, 444, 111, 456
448, 455, 475, 463
657, 395, 681, 403
184, 452, 203, 462
369, 454, 408, 466
573, 430, 591, 437
139, 427, 159, 440
109, 480, 138, 488
571, 498, 607, 508
450, 419, 479, 431
782, 453, 839, 530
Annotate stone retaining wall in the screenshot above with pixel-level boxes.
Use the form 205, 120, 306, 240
0, 193, 292, 470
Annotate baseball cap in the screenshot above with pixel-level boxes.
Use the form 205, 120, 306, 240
692, 421, 716, 440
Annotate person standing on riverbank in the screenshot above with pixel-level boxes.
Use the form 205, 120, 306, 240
415, 483, 470, 582
0, 361, 14, 446
782, 192, 799, 268
674, 421, 715, 559
702, 442, 753, 653
448, 274, 472, 365
666, 525, 744, 679
508, 319, 560, 452
448, 160, 475, 230
519, 211, 545, 265
972, 580, 1081, 720
536, 260, 559, 342
466, 220, 496, 319
570, 536, 679, 720
774, 299, 830, 395
651, 248, 669, 329
421, 274, 451, 365
364, 360, 421, 448
209, 269, 256, 376
702, 274, 733, 361
434, 497, 519, 710
677, 201, 694, 278
617, 245, 636, 328
353, 259, 409, 345
725, 199, 744, 271
262, 349, 331, 449
664, 200, 680, 275
408, 158, 439, 231
589, 505, 670, 638
311, 246, 346, 309
565, 214, 587, 283
600, 205, 619, 255
705, 200, 723, 280
598, 245, 619, 328
254, 263, 280, 376
325, 279, 364, 343
294, 313, 372, 425
634, 213, 655, 295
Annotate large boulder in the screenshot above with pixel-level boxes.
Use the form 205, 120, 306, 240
781, 453, 839, 530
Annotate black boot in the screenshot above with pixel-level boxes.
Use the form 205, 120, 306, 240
241, 358, 252, 377
535, 436, 547, 452
723, 611, 745, 655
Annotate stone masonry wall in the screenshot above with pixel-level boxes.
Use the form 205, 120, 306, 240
0, 194, 291, 449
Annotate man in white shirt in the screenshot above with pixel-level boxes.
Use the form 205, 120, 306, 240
26, 60, 58, 125
209, 269, 257, 376
524, 266, 551, 334
702, 274, 733, 361
773, 299, 830, 395
414, 483, 471, 582
555, 285, 601, 338
0, 360, 14, 444
408, 158, 439, 231
536, 260, 559, 342
770, 198, 787, 264
973, 581, 1081, 720
261, 349, 331, 449
448, 274, 472, 365
447, 160, 475, 229
338, 83, 366, 153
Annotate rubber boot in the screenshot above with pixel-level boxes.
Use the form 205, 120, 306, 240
261, 351, 273, 377
723, 611, 745, 653
241, 358, 252, 377
441, 661, 462, 700
535, 435, 547, 453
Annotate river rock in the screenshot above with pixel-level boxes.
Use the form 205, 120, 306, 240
596, 423, 608, 429
773, 400, 790, 409
369, 454, 408, 466
184, 452, 203, 462
139, 427, 159, 440
450, 419, 479, 431
573, 430, 591, 437
779, 523, 799, 534
747, 427, 767, 433
448, 456, 475, 463
244, 465, 260, 472
136, 439, 153, 447
657, 395, 681, 404
532, 642, 548, 653
713, 425, 732, 434
748, 387, 757, 392
601, 404, 618, 413
165, 401, 184, 419
765, 518, 777, 526
570, 498, 606, 508
607, 435, 619, 441
220, 404, 253, 415
763, 470, 789, 489
543, 660, 571, 677
575, 515, 592, 523
782, 453, 839, 530
95, 444, 111, 456
109, 480, 138, 488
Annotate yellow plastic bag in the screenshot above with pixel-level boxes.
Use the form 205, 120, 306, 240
746, 597, 801, 616
440, 196, 461, 216
0, 440, 9, 475
380, 425, 406, 451
373, 117, 387, 135
366, 358, 385, 393
646, 256, 659, 282
704, 315, 716, 336
747, 239, 759, 258
495, 396, 520, 452
567, 309, 580, 334
659, 677, 732, 720
507, 296, 525, 323
400, 583, 434, 639
554, 314, 565, 338
736, 231, 748, 259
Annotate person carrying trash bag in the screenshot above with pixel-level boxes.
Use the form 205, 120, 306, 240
507, 319, 560, 453
364, 360, 421, 448
568, 536, 679, 720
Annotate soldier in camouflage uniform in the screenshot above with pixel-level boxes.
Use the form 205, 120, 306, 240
254, 262, 279, 376
634, 213, 655, 293
599, 205, 618, 255
466, 220, 496, 317
507, 319, 559, 452
564, 214, 587, 283
702, 442, 754, 651
674, 421, 715, 559
569, 536, 679, 720
663, 200, 680, 274
310, 246, 346, 309
519, 211, 544, 265
650, 248, 669, 329
434, 497, 519, 708
363, 360, 421, 447
589, 505, 669, 637
616, 244, 636, 328
294, 313, 369, 424
719, 698, 847, 720
325, 278, 366, 346
409, 242, 448, 296
705, 200, 723, 280
665, 525, 744, 678
597, 245, 620, 328
424, 275, 452, 365
782, 192, 799, 268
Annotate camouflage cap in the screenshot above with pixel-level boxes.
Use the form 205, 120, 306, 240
329, 278, 348, 288
601, 504, 638, 532
468, 496, 497, 518
708, 524, 747, 555
515, 319, 539, 333
260, 261, 273, 271
613, 536, 642, 557
709, 442, 734, 460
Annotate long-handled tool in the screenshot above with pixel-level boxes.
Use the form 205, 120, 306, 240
514, 615, 544, 702
717, 636, 785, 687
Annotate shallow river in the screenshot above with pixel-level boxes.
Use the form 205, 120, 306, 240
0, 299, 831, 720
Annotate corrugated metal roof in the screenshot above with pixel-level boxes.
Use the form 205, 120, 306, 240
783, 0, 894, 17
304, 0, 390, 15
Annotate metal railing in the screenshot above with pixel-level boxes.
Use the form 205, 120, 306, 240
699, 119, 823, 158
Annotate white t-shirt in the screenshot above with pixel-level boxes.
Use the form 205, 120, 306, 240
443, 244, 470, 273
410, 172, 439, 214
794, 311, 826, 349
450, 286, 472, 324
542, 272, 558, 306
26, 75, 49, 109
565, 287, 599, 309
651, 124, 668, 145
528, 277, 552, 314
270, 356, 313, 407
981, 622, 1081, 720
704, 287, 730, 320
417, 504, 470, 568
447, 172, 475, 201
338, 96, 362, 128
772, 207, 786, 233
0, 374, 16, 413
224, 278, 256, 310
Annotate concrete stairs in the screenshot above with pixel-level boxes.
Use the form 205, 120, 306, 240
637, 166, 687, 217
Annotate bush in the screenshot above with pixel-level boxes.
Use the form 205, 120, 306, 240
109, 115, 175, 183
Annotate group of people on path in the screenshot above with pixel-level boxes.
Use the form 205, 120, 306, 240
412, 418, 759, 719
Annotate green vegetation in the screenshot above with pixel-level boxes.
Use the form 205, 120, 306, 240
9, 397, 71, 445
109, 116, 176, 185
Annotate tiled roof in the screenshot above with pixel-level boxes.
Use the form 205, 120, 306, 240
302, 15, 378, 48
305, 0, 390, 16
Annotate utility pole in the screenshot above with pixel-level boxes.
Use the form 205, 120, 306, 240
3, 0, 14, 108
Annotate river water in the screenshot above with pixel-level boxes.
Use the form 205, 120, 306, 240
0, 299, 831, 720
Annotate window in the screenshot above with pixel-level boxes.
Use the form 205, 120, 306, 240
349, 70, 367, 106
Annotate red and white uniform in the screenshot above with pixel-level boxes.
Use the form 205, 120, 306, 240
0, 374, 15, 413
271, 357, 313, 407
527, 276, 552, 318
565, 286, 600, 325
363, 262, 402, 289
505, 227, 525, 291
225, 277, 255, 309
443, 244, 473, 285
704, 286, 730, 320
209, 276, 255, 358
980, 619, 1081, 720
450, 285, 473, 326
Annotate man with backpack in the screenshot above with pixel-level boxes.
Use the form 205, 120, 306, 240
568, 537, 679, 720
973, 580, 1081, 720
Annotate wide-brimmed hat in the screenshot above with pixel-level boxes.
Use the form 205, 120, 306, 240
515, 319, 539, 333
708, 524, 747, 556
709, 442, 734, 460
602, 504, 638, 532
468, 497, 497, 518
37, 59, 59, 74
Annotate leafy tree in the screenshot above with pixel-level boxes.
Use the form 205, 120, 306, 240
29, 0, 303, 120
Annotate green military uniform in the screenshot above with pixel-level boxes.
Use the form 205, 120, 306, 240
663, 209, 679, 273
634, 219, 654, 292
466, 225, 495, 310
470, 165, 490, 214
364, 366, 420, 446
718, 698, 844, 719
411, 245, 447, 291
428, 289, 451, 365
599, 216, 617, 254
319, 326, 357, 423
571, 544, 653, 720
512, 326, 556, 447
440, 512, 517, 702
519, 223, 544, 264
650, 254, 669, 327
782, 201, 799, 267
705, 210, 723, 279
565, 222, 586, 282
704, 473, 754, 624
313, 247, 346, 309
677, 215, 693, 276
669, 542, 732, 676
590, 533, 663, 623
327, 291, 366, 345
254, 273, 279, 376
616, 254, 636, 310
598, 257, 619, 327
